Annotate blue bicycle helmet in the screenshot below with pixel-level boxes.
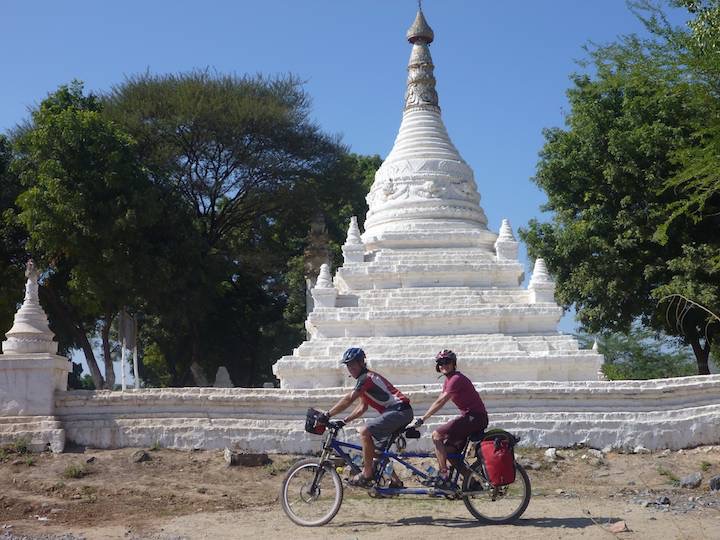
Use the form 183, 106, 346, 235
341, 347, 366, 364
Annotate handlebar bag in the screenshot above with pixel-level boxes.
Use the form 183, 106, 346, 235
305, 407, 327, 435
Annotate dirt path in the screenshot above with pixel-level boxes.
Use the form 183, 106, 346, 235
1, 446, 719, 539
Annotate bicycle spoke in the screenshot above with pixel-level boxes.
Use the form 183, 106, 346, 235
462, 462, 531, 524
281, 459, 344, 526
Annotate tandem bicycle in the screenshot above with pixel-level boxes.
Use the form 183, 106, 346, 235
280, 415, 531, 526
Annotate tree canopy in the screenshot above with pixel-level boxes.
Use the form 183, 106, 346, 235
1, 73, 380, 388
520, 1, 720, 375
10, 82, 194, 388
99, 72, 375, 386
577, 326, 697, 379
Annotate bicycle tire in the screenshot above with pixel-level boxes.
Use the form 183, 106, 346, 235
462, 461, 531, 524
280, 457, 343, 526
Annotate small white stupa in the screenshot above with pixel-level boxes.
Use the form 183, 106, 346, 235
273, 7, 603, 388
2, 260, 58, 355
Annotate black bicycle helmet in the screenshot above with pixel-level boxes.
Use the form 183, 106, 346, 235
341, 347, 366, 364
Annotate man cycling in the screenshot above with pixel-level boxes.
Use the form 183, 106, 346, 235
412, 349, 488, 487
322, 347, 413, 487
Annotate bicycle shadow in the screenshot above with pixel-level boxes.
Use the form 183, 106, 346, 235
336, 515, 615, 530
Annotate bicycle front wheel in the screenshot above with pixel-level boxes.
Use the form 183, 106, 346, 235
462, 461, 531, 524
280, 458, 344, 526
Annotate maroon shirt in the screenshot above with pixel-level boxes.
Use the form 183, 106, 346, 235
442, 371, 486, 416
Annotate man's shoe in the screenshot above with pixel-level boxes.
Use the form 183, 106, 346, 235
347, 472, 374, 488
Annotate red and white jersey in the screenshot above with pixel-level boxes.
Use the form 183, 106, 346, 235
353, 369, 409, 413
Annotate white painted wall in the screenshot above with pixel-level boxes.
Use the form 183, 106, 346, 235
51, 375, 720, 453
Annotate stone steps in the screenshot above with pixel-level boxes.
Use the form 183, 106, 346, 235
0, 416, 65, 452
358, 295, 530, 308
373, 250, 496, 264
294, 335, 582, 358
310, 304, 558, 318
306, 305, 562, 337
357, 286, 523, 295
355, 287, 530, 307
335, 260, 524, 289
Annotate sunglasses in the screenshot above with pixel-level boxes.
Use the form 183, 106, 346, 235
436, 358, 453, 366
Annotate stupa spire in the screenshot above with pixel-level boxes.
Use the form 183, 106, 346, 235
404, 6, 438, 112
361, 6, 493, 249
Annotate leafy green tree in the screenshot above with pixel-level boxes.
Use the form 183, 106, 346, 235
12, 82, 191, 388
578, 327, 696, 379
102, 72, 375, 386
68, 361, 96, 390
519, 13, 718, 374
0, 135, 26, 336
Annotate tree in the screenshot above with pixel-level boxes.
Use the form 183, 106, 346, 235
101, 72, 374, 386
7, 73, 378, 388
519, 9, 719, 374
577, 327, 696, 379
11, 82, 188, 388
0, 135, 26, 337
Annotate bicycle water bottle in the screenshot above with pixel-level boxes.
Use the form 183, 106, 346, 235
383, 461, 394, 478
425, 465, 436, 478
351, 454, 362, 469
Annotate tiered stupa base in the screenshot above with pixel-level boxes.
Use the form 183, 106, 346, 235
274, 243, 603, 389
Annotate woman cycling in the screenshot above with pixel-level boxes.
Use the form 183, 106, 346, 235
412, 349, 488, 487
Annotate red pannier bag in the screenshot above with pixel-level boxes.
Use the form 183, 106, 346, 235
478, 429, 518, 487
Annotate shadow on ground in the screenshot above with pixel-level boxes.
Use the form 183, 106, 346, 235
335, 515, 616, 530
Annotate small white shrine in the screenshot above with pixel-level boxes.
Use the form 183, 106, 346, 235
0, 260, 69, 451
273, 8, 603, 389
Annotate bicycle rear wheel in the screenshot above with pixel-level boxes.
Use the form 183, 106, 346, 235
280, 458, 343, 526
462, 461, 531, 524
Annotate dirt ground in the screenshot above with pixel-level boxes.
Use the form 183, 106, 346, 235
1, 442, 719, 540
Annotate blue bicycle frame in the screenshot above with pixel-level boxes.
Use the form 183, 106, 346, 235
328, 435, 466, 496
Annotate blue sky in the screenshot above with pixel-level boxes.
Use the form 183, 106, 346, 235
3, 0, 688, 346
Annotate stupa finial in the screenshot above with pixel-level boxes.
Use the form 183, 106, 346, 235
407, 5, 434, 44
404, 6, 438, 111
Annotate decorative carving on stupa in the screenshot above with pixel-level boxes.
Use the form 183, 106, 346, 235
362, 6, 493, 249
404, 8, 438, 112
2, 260, 58, 355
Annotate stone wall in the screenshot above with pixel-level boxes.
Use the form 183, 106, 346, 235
52, 375, 720, 453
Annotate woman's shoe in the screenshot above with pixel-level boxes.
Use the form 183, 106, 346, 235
388, 478, 404, 489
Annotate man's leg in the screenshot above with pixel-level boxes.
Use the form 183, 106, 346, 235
357, 425, 376, 479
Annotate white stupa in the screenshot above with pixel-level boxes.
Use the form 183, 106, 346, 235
273, 8, 603, 389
